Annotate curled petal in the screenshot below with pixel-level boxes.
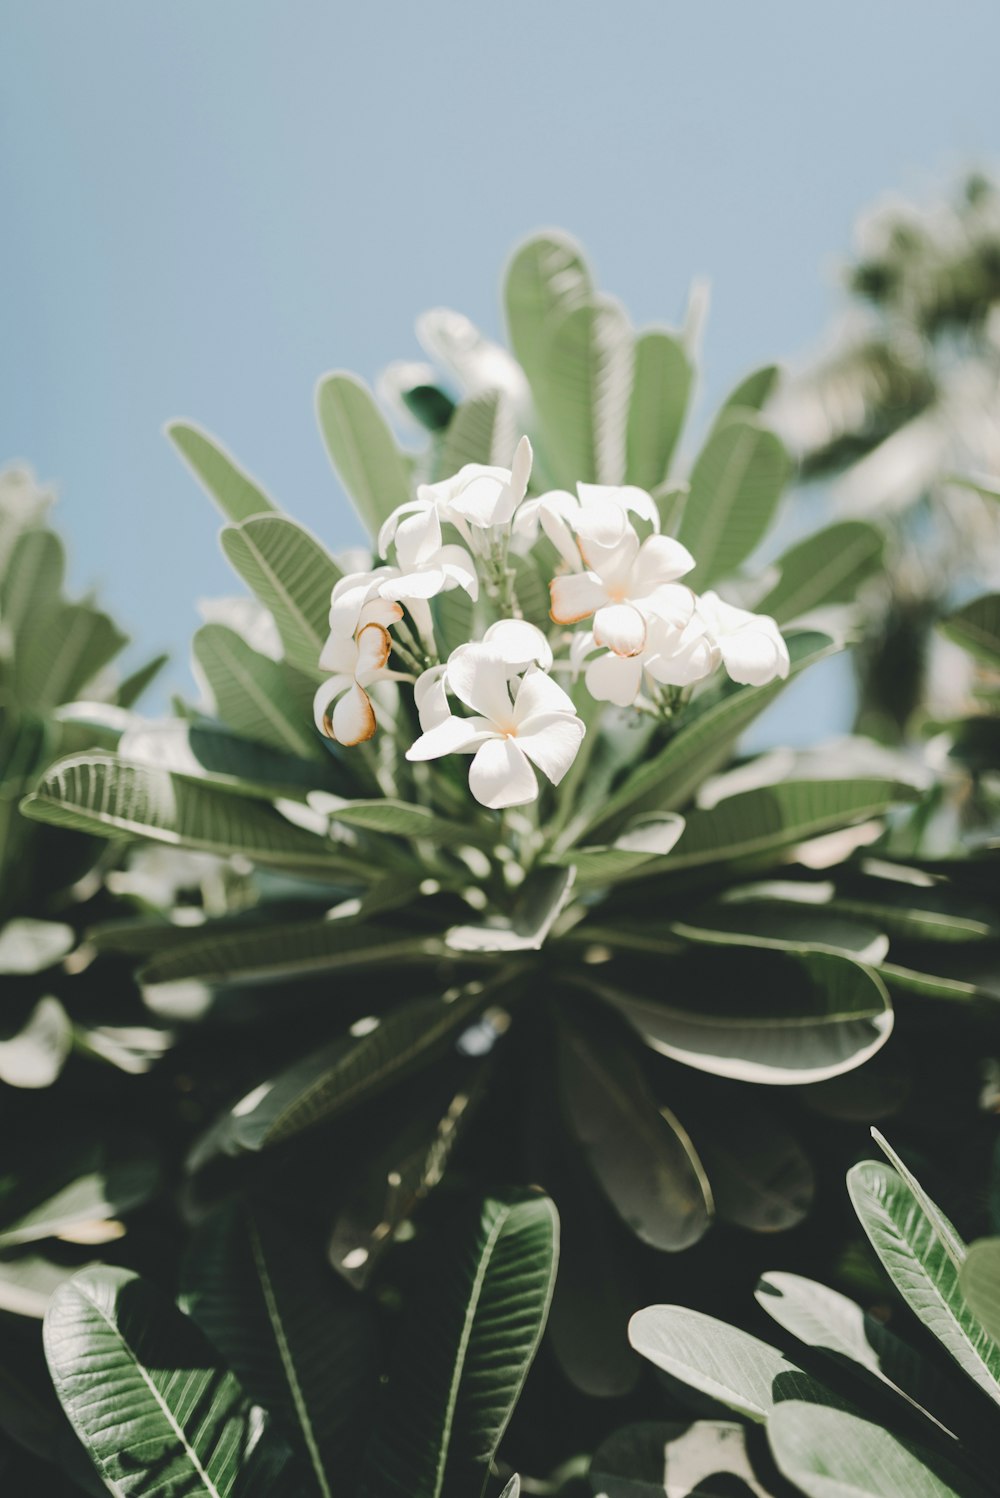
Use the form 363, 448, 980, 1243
593, 602, 647, 657
414, 664, 450, 731
468, 737, 538, 809
318, 632, 357, 675
329, 570, 387, 637
354, 622, 392, 685
333, 683, 378, 745
514, 712, 585, 787
380, 567, 452, 601
406, 714, 495, 761
549, 572, 608, 625
312, 674, 353, 734
633, 533, 696, 589
358, 597, 404, 631
482, 618, 553, 671
577, 482, 660, 529
584, 652, 644, 707
449, 472, 511, 528
510, 435, 533, 502
719, 626, 790, 686
642, 583, 696, 630
393, 505, 443, 570
644, 618, 719, 686
378, 500, 432, 559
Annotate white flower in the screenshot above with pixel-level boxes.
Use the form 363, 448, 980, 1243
313, 597, 403, 746
407, 625, 584, 809
549, 511, 695, 657
376, 502, 478, 605
696, 591, 791, 686
378, 437, 533, 558
583, 611, 718, 707
515, 482, 660, 569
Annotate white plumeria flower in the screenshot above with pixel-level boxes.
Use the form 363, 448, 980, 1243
583, 609, 718, 707
313, 597, 404, 746
515, 482, 660, 567
549, 512, 696, 658
696, 591, 791, 686
376, 503, 478, 605
378, 437, 533, 560
407, 624, 584, 809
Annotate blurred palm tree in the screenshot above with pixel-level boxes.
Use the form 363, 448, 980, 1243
773, 172, 1000, 740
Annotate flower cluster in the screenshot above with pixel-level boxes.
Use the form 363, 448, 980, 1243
314, 439, 790, 808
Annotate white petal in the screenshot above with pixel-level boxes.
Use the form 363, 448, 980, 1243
574, 498, 632, 551
444, 645, 514, 726
332, 683, 377, 746
329, 570, 383, 636
381, 567, 450, 600
393, 504, 443, 570
514, 713, 585, 786
414, 664, 450, 730
407, 715, 495, 761
641, 583, 696, 629
644, 618, 719, 686
318, 632, 357, 674
719, 624, 790, 686
354, 622, 392, 685
378, 500, 432, 559
585, 652, 644, 706
468, 737, 539, 808
593, 602, 647, 657
313, 675, 352, 734
632, 533, 695, 590
577, 482, 659, 528
513, 667, 578, 722
437, 543, 479, 598
509, 434, 533, 503
358, 597, 404, 631
482, 618, 553, 671
549, 572, 608, 624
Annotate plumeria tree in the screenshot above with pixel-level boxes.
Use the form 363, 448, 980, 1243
18, 234, 929, 1415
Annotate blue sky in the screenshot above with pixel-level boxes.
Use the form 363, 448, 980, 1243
3, 0, 1000, 728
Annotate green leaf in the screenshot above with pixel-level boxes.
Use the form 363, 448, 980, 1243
0, 1254, 85, 1320
677, 416, 791, 587
590, 1420, 770, 1498
625, 330, 692, 490
44, 1266, 293, 1497
117, 718, 335, 801
768, 1401, 984, 1498
756, 520, 885, 625
0, 527, 65, 643
330, 798, 488, 846
960, 1239, 1000, 1343
116, 651, 170, 709
0, 1134, 160, 1248
713, 363, 781, 423
167, 420, 277, 522
689, 1099, 814, 1233
531, 297, 633, 486
552, 814, 685, 886
182, 1202, 380, 1498
660, 778, 912, 873
504, 232, 593, 396
847, 1161, 1000, 1408
671, 898, 889, 963
0, 918, 74, 974
870, 1129, 967, 1270
583, 631, 834, 837
139, 919, 436, 988
221, 515, 341, 676
598, 948, 893, 1084
215, 994, 480, 1153
628, 1305, 834, 1423
756, 1272, 961, 1434
830, 873, 1000, 943
316, 371, 412, 540
21, 753, 345, 874
446, 865, 576, 953
556, 1013, 712, 1251
361, 1191, 558, 1498
193, 622, 322, 759
14, 602, 128, 709
440, 391, 518, 472
941, 594, 1000, 667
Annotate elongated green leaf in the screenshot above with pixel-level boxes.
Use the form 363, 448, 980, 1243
768, 1401, 984, 1498
218, 994, 480, 1152
678, 417, 790, 587
960, 1239, 1000, 1343
847, 1161, 1000, 1408
316, 372, 412, 539
440, 391, 518, 472
22, 753, 344, 874
0, 1254, 85, 1319
590, 1420, 771, 1498
194, 622, 322, 759
117, 718, 334, 801
44, 1266, 293, 1497
446, 865, 575, 953
598, 948, 893, 1084
14, 602, 128, 709
689, 1099, 814, 1233
660, 778, 912, 873
504, 232, 593, 393
557, 1014, 712, 1251
831, 873, 1000, 943
0, 527, 65, 643
870, 1130, 966, 1269
116, 651, 170, 709
221, 515, 341, 676
167, 420, 277, 522
756, 520, 885, 625
551, 814, 685, 885
361, 1191, 558, 1498
671, 899, 888, 963
625, 330, 692, 490
941, 594, 1000, 667
182, 1203, 380, 1498
0, 1134, 159, 1249
533, 297, 633, 486
330, 798, 488, 846
140, 919, 435, 988
714, 363, 780, 422
628, 1305, 834, 1423
584, 631, 834, 836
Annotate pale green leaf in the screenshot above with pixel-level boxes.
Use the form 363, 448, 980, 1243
193, 622, 322, 760
504, 232, 593, 395
678, 417, 791, 587
221, 515, 341, 676
316, 371, 412, 540
167, 420, 277, 522
625, 330, 692, 491
941, 594, 1000, 667
756, 521, 885, 625
960, 1239, 1000, 1344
